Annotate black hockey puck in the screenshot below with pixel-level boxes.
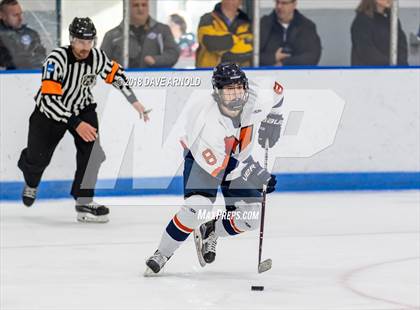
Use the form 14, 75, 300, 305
251, 286, 264, 291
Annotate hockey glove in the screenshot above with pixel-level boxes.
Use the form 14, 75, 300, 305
258, 113, 283, 148
241, 157, 277, 193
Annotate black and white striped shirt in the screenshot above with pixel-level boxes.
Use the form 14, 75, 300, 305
35, 46, 137, 128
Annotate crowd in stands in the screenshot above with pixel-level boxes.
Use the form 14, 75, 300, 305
0, 0, 413, 70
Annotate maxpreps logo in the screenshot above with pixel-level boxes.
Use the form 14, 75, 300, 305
90, 85, 346, 192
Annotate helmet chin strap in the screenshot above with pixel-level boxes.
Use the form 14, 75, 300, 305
218, 103, 242, 121
213, 94, 246, 122
216, 88, 249, 111
224, 98, 244, 111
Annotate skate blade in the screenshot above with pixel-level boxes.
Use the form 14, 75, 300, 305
258, 259, 272, 273
193, 229, 206, 267
143, 266, 163, 277
77, 212, 109, 223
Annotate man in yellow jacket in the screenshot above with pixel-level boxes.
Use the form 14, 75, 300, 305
196, 0, 253, 68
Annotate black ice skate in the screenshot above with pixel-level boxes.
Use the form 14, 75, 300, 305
145, 250, 170, 275
194, 219, 218, 267
22, 185, 37, 207
75, 202, 109, 223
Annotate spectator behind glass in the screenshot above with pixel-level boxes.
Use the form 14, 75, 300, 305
169, 13, 198, 68
351, 0, 408, 66
169, 14, 197, 58
0, 36, 15, 69
260, 0, 321, 66
0, 0, 46, 69
196, 0, 253, 68
101, 0, 180, 68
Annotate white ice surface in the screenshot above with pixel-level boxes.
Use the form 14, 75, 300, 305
1, 191, 419, 310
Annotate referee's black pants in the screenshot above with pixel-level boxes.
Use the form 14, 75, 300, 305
18, 105, 106, 202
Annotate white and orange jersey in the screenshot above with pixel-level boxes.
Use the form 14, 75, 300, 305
181, 79, 284, 180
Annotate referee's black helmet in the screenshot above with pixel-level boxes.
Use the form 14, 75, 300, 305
69, 17, 96, 40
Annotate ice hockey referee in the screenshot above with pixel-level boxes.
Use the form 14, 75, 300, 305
17, 17, 150, 223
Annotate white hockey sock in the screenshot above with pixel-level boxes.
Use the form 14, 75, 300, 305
214, 216, 243, 237
157, 195, 213, 257
214, 202, 261, 237
158, 229, 185, 258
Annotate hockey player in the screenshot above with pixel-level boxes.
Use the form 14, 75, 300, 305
145, 63, 283, 273
17, 17, 150, 223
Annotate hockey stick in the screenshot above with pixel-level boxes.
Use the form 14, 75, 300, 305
258, 141, 272, 273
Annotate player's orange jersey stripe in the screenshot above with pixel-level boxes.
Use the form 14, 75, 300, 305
239, 126, 253, 151
210, 136, 238, 177
105, 61, 119, 84
211, 153, 230, 177
41, 80, 63, 95
173, 215, 193, 233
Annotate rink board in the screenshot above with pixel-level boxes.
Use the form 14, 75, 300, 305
0, 67, 419, 200
0, 172, 419, 201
